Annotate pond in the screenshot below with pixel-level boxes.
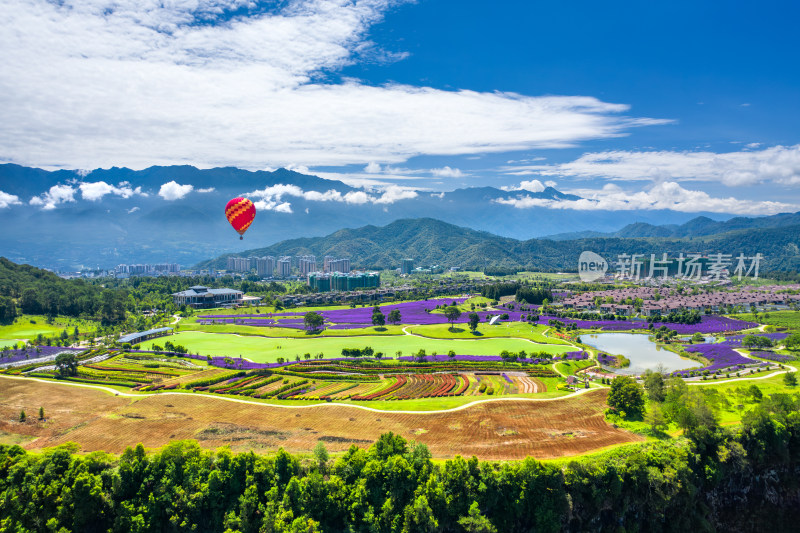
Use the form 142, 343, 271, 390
583, 333, 703, 375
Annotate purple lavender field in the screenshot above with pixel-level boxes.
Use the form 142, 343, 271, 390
673, 343, 766, 376
197, 298, 757, 336
0, 346, 84, 367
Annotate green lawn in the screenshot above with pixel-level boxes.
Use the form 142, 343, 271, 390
181, 321, 408, 338
730, 310, 800, 330
554, 359, 594, 376
407, 322, 570, 345
0, 315, 93, 344
140, 331, 573, 362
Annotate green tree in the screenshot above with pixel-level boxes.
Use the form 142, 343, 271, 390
741, 334, 773, 349
38, 407, 45, 420
371, 307, 386, 327
785, 332, 800, 350
403, 495, 438, 533
468, 312, 480, 332
55, 352, 78, 377
313, 441, 329, 472
0, 295, 17, 324
645, 403, 668, 433
642, 369, 666, 402
607, 376, 645, 418
19, 410, 26, 422
783, 372, 797, 387
303, 311, 324, 332
444, 306, 462, 329
458, 501, 498, 533
388, 308, 402, 325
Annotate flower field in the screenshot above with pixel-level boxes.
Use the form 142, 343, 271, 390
748, 351, 794, 363
175, 358, 557, 401
673, 343, 768, 376
8, 348, 562, 402
538, 314, 758, 334
719, 332, 789, 346
0, 346, 84, 369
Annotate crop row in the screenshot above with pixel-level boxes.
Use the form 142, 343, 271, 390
254, 379, 310, 399
84, 364, 181, 377
299, 383, 360, 401
351, 375, 407, 400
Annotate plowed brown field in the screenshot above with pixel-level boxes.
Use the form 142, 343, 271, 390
0, 378, 641, 460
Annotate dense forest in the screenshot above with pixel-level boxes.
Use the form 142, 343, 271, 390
0, 258, 126, 324
2, 392, 799, 532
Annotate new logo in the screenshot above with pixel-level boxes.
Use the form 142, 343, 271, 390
578, 251, 608, 282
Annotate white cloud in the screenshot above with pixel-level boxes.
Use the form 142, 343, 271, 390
430, 192, 445, 199
29, 184, 76, 210
158, 181, 194, 200
364, 162, 382, 173
495, 181, 799, 216
0, 0, 665, 170
79, 180, 145, 201
127, 206, 140, 214
501, 179, 546, 193
197, 187, 215, 193
254, 198, 294, 213
0, 191, 22, 208
342, 191, 371, 204
503, 144, 800, 186
374, 185, 418, 204
248, 181, 418, 212
544, 180, 557, 188
430, 166, 464, 178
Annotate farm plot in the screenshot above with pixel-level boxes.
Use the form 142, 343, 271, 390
1, 379, 640, 460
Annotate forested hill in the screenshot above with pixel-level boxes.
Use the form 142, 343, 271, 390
0, 258, 126, 324
197, 218, 800, 272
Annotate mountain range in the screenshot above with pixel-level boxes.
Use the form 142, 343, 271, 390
1, 164, 798, 270
199, 217, 800, 273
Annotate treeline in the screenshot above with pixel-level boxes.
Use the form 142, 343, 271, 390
3, 393, 800, 532
648, 309, 702, 325
0, 258, 126, 324
480, 282, 552, 304
763, 270, 800, 283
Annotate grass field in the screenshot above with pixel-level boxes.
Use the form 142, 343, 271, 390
140, 331, 574, 361
0, 315, 94, 344
407, 322, 571, 344
180, 321, 408, 337
554, 360, 596, 379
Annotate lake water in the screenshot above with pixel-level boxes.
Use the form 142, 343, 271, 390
583, 333, 702, 375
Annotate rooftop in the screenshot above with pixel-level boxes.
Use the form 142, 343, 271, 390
119, 327, 173, 344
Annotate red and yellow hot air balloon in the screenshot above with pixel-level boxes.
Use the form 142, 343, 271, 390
225, 197, 256, 240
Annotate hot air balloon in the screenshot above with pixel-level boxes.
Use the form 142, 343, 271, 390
225, 197, 256, 240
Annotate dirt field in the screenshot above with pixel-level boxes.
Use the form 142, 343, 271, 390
0, 378, 640, 460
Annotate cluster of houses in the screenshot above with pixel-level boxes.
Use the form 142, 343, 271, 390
278, 278, 493, 307
560, 285, 800, 316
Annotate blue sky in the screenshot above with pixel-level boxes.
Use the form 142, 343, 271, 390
1, 0, 799, 216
